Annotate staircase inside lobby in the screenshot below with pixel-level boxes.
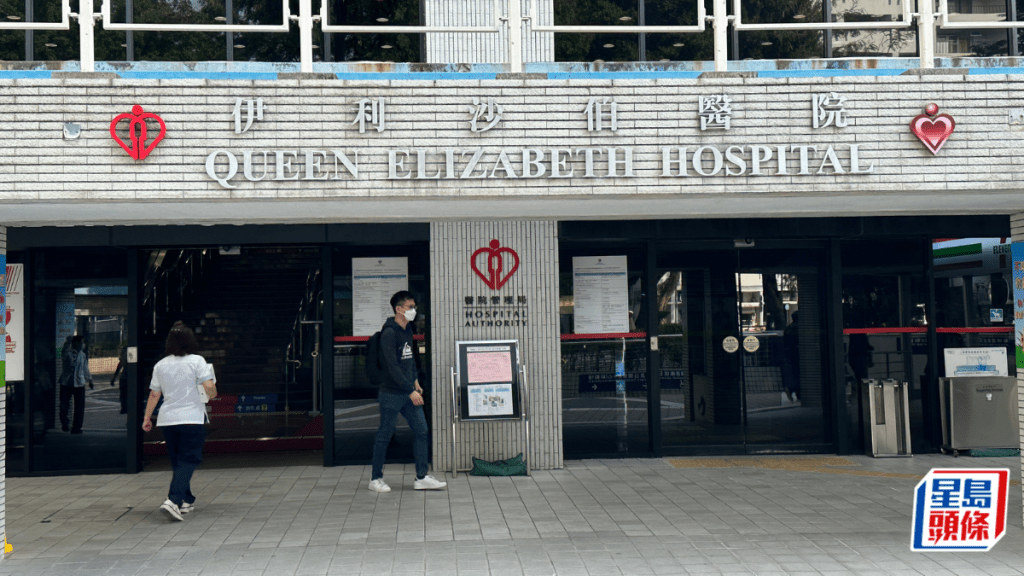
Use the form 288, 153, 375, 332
141, 247, 323, 459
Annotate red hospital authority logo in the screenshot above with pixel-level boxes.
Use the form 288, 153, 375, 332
911, 468, 1009, 552
110, 105, 167, 160
910, 103, 955, 156
471, 239, 520, 290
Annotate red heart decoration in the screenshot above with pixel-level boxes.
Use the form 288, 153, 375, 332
910, 113, 955, 155
470, 240, 520, 290
110, 105, 166, 160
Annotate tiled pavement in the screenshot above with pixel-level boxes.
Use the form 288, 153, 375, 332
1, 454, 1022, 575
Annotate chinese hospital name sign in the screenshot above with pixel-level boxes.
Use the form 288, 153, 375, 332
202, 92, 876, 189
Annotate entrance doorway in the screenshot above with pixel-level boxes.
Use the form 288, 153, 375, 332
140, 247, 324, 460
657, 246, 830, 453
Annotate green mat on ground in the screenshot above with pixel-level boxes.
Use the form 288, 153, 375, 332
969, 448, 1020, 457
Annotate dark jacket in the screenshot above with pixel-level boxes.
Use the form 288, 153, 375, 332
379, 317, 417, 395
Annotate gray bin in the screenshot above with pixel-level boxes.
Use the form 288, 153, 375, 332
861, 378, 912, 457
938, 376, 1018, 456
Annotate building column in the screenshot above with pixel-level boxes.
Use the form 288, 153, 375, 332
429, 221, 562, 472
1011, 214, 1024, 526
423, 0, 553, 65
0, 224, 7, 554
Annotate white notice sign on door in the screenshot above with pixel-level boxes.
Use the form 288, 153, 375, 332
572, 256, 629, 334
352, 257, 409, 336
5, 263, 24, 381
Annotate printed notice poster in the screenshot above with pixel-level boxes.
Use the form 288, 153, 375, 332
466, 347, 513, 384
4, 263, 24, 381
467, 383, 514, 417
352, 257, 408, 336
572, 256, 629, 334
1014, 242, 1024, 369
0, 255, 5, 387
944, 348, 1008, 377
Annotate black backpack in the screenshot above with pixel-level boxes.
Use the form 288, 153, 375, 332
365, 324, 389, 386
365, 323, 421, 388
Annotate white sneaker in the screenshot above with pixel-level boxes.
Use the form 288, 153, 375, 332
413, 475, 447, 490
160, 500, 183, 521
180, 502, 194, 514
368, 478, 391, 493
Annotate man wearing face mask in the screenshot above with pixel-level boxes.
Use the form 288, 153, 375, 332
368, 291, 447, 493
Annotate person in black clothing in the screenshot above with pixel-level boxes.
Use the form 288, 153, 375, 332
367, 291, 447, 493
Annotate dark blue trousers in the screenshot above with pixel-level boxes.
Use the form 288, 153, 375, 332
161, 424, 206, 507
371, 391, 429, 480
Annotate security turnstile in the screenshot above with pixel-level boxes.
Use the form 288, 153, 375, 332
938, 376, 1019, 457
861, 379, 912, 457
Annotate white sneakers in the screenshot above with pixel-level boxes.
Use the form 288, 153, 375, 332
368, 478, 392, 493
180, 502, 194, 514
368, 475, 448, 492
413, 475, 448, 490
160, 499, 183, 521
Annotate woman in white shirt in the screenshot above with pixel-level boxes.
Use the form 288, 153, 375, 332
142, 321, 217, 521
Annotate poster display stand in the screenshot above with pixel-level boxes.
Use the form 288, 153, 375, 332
450, 339, 530, 477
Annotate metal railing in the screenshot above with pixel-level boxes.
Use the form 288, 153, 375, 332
284, 268, 322, 414
142, 249, 213, 337
1, 0, 1023, 72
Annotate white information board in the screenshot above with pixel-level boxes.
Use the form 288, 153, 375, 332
943, 347, 1008, 377
5, 263, 24, 381
572, 256, 629, 334
467, 383, 514, 417
352, 257, 408, 336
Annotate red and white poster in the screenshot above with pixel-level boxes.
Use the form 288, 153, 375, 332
5, 263, 24, 381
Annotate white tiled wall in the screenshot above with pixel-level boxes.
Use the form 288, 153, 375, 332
1011, 213, 1024, 526
2, 74, 1021, 216
0, 224, 6, 554
429, 221, 562, 471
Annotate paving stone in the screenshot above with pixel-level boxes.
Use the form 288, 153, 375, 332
0, 455, 1021, 575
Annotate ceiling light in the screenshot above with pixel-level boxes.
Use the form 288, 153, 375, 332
793, 14, 806, 19
673, 42, 685, 47
619, 16, 632, 21
603, 43, 614, 48
761, 41, 773, 46
233, 44, 245, 48
376, 17, 389, 22
6, 15, 21, 20
45, 42, 57, 47
659, 58, 669, 62
381, 44, 393, 49
120, 43, 128, 47
215, 16, 227, 21
311, 45, 319, 50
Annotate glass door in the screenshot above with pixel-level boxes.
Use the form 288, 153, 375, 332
657, 249, 743, 450
658, 246, 829, 453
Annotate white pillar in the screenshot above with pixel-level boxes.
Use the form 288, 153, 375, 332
507, 0, 523, 72
917, 0, 936, 68
298, 0, 314, 73
0, 224, 7, 555
78, 0, 95, 72
712, 0, 728, 72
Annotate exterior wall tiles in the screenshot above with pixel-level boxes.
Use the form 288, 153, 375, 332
1013, 213, 1024, 527
2, 75, 1022, 216
430, 221, 561, 471
0, 224, 6, 554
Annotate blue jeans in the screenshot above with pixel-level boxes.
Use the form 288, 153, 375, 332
371, 391, 429, 480
162, 424, 206, 507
